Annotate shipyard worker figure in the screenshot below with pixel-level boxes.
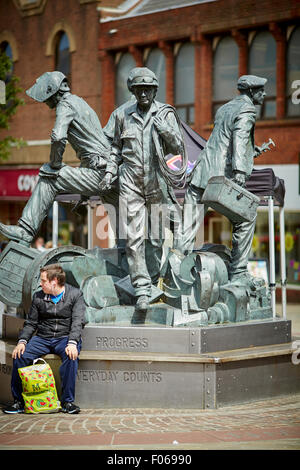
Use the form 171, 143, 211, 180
0, 71, 119, 245
3, 264, 85, 414
100, 67, 185, 313
178, 75, 269, 285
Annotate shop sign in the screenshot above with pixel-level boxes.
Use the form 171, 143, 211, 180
0, 168, 39, 200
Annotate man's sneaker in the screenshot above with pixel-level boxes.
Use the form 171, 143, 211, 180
2, 401, 24, 414
61, 402, 80, 414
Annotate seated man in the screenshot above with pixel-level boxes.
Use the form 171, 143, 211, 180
3, 264, 86, 414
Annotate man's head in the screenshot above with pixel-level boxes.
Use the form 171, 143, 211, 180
26, 71, 70, 108
237, 75, 267, 105
127, 67, 158, 111
40, 264, 65, 295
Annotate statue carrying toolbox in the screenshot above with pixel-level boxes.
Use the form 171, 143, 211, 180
202, 176, 260, 223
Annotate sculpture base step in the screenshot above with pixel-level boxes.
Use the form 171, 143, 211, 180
1, 339, 299, 409
81, 318, 291, 354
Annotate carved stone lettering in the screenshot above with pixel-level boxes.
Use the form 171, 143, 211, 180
77, 370, 119, 383
123, 371, 162, 383
96, 336, 149, 350
77, 369, 163, 384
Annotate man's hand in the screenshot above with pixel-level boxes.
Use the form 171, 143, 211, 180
12, 343, 26, 359
65, 343, 78, 361
233, 171, 246, 187
99, 172, 112, 191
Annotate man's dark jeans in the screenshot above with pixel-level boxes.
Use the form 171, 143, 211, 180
11, 336, 81, 405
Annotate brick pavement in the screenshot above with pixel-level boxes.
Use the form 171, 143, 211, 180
0, 394, 300, 450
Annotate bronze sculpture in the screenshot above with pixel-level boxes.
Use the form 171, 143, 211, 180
0, 71, 274, 326
177, 75, 271, 286
100, 67, 185, 312
0, 71, 119, 245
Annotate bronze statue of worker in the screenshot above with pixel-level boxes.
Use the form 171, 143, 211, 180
100, 67, 185, 312
0, 71, 119, 245
177, 75, 269, 286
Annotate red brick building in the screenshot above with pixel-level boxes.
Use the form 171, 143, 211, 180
1, 0, 300, 286
97, 0, 300, 287
0, 0, 102, 247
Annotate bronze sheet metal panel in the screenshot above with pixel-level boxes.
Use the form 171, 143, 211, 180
216, 354, 300, 407
82, 320, 291, 355
0, 347, 13, 404
200, 319, 291, 353
75, 360, 205, 409
3, 313, 24, 340
82, 325, 200, 354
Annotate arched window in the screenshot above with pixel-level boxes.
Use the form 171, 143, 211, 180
115, 52, 136, 106
175, 43, 195, 124
249, 31, 276, 119
213, 37, 239, 116
0, 41, 13, 74
1, 41, 13, 60
145, 48, 166, 103
286, 26, 300, 117
55, 32, 71, 82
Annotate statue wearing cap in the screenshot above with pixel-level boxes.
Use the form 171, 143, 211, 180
100, 67, 186, 313
0, 71, 120, 245
178, 75, 272, 285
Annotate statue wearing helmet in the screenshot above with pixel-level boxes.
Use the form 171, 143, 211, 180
179, 75, 271, 286
0, 71, 120, 245
26, 71, 70, 104
100, 67, 185, 315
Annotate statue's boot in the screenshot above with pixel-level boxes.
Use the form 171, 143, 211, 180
135, 295, 150, 312
0, 223, 32, 246
131, 295, 150, 325
230, 271, 258, 290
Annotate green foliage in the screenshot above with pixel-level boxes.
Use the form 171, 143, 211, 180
0, 52, 26, 160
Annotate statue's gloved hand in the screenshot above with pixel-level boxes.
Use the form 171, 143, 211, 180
39, 162, 65, 178
153, 116, 170, 134
233, 171, 246, 187
254, 145, 263, 157
72, 196, 89, 216
99, 172, 112, 192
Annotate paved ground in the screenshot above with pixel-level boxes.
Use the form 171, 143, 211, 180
0, 394, 300, 450
0, 303, 299, 452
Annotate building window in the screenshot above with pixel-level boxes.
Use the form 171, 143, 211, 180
249, 31, 276, 119
212, 37, 239, 116
286, 26, 300, 117
55, 32, 71, 83
145, 48, 166, 103
115, 52, 136, 106
0, 41, 13, 74
175, 43, 195, 124
1, 41, 13, 60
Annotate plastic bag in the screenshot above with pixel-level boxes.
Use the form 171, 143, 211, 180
18, 358, 61, 413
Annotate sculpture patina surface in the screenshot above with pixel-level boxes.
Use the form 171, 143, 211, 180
100, 67, 186, 314
176, 75, 270, 284
0, 72, 274, 326
0, 71, 120, 245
